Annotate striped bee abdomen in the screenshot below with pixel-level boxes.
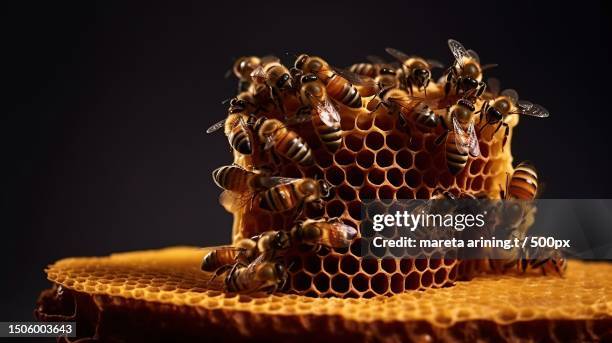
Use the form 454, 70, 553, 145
278, 131, 313, 166
509, 163, 538, 200
325, 75, 362, 108
445, 132, 468, 175
212, 165, 251, 192
259, 183, 299, 212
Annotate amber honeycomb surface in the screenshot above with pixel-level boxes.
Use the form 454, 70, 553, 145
226, 81, 517, 297
37, 247, 612, 342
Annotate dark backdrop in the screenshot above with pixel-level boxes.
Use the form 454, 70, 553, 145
2, 0, 608, 321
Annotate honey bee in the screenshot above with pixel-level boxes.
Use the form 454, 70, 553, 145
257, 118, 314, 166
444, 39, 496, 99
258, 177, 332, 213
224, 257, 288, 293
250, 61, 293, 114
385, 47, 444, 95
201, 246, 246, 273
412, 102, 440, 132
294, 54, 376, 107
212, 164, 274, 193
348, 61, 379, 78
478, 79, 549, 148
435, 99, 481, 174
291, 218, 357, 250
231, 56, 262, 92
516, 247, 567, 276
368, 87, 439, 132
501, 161, 539, 200
206, 98, 259, 155
293, 74, 342, 152
375, 67, 400, 91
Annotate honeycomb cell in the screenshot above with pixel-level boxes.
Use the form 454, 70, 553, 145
365, 131, 385, 150
371, 273, 389, 295
326, 200, 345, 218
377, 185, 395, 201
367, 168, 385, 185
359, 185, 376, 201
337, 185, 357, 201
374, 113, 394, 131
375, 149, 394, 167
323, 255, 340, 274
335, 149, 355, 166
361, 258, 379, 275
344, 134, 364, 152
326, 166, 345, 186
396, 186, 414, 199
352, 273, 369, 292
405, 169, 421, 188
381, 258, 397, 273
313, 273, 330, 293
356, 150, 375, 169
395, 149, 413, 169
355, 113, 373, 131
293, 271, 312, 291
331, 274, 350, 293
386, 133, 404, 151
340, 255, 360, 275
415, 151, 432, 170
387, 167, 403, 187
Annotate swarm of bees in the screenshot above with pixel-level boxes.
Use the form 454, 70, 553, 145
204, 39, 558, 295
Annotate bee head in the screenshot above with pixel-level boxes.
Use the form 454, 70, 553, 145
294, 54, 309, 70
462, 61, 481, 80
272, 231, 290, 250
317, 179, 332, 198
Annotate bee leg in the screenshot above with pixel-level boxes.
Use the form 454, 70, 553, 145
501, 123, 510, 150
434, 130, 449, 146
490, 121, 504, 140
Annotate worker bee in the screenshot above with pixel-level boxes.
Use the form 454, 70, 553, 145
201, 246, 247, 274
435, 98, 481, 174
294, 54, 376, 107
224, 257, 288, 293
212, 164, 278, 193
258, 177, 332, 213
501, 161, 539, 200
348, 61, 379, 78
375, 67, 400, 91
444, 39, 496, 99
291, 218, 357, 250
412, 102, 440, 131
516, 246, 567, 276
385, 47, 444, 95
230, 56, 262, 92
292, 74, 342, 152
478, 78, 549, 148
250, 61, 293, 114
206, 98, 259, 155
257, 118, 314, 166
368, 87, 440, 133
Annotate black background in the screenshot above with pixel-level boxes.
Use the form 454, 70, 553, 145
2, 0, 608, 321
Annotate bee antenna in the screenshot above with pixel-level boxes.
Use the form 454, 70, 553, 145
221, 98, 231, 105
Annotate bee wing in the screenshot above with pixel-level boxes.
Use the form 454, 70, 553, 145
447, 39, 470, 67
516, 100, 550, 117
310, 94, 341, 127
332, 66, 377, 88
219, 190, 255, 212
426, 59, 445, 69
263, 135, 275, 150
467, 49, 480, 63
327, 222, 358, 248
501, 89, 520, 105
487, 77, 501, 97
284, 114, 312, 126
366, 55, 387, 65
385, 47, 411, 63
206, 119, 226, 134
481, 63, 498, 71
260, 55, 280, 65
262, 176, 300, 187
250, 65, 266, 80
452, 116, 480, 156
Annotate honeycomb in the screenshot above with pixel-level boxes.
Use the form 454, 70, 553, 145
37, 247, 612, 342
221, 55, 518, 297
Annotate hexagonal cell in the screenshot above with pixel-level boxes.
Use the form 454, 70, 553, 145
359, 184, 376, 201
303, 253, 322, 274
374, 113, 394, 131
375, 149, 394, 167
396, 186, 414, 200
385, 133, 404, 151
386, 167, 403, 187
367, 168, 385, 185
377, 185, 395, 201
337, 184, 357, 201
399, 258, 414, 274
355, 113, 373, 131
371, 273, 389, 295
405, 169, 421, 188
340, 255, 360, 275
352, 273, 369, 292
360, 258, 379, 275
395, 149, 413, 169
344, 133, 364, 152
381, 258, 397, 273
390, 273, 404, 293
292, 271, 312, 291
325, 199, 346, 218
323, 255, 340, 274
356, 150, 375, 169
434, 268, 448, 285
330, 274, 350, 293
365, 131, 385, 151
334, 149, 355, 166
420, 270, 434, 288
325, 165, 345, 186
415, 151, 432, 170
313, 273, 330, 292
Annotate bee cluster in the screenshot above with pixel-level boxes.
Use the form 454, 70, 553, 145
204, 39, 553, 297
